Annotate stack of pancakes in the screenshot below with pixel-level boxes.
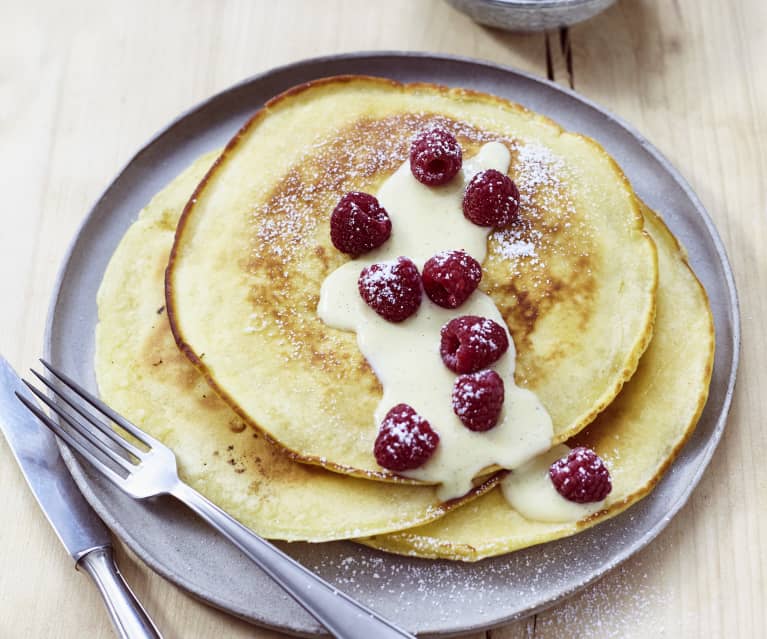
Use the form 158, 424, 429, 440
96, 77, 713, 560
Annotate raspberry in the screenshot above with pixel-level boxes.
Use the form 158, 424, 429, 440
463, 169, 520, 227
330, 191, 392, 257
549, 447, 612, 503
409, 126, 463, 186
422, 250, 482, 309
358, 257, 422, 322
440, 315, 509, 374
374, 404, 440, 471
452, 370, 505, 432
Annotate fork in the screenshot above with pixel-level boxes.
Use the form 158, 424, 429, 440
17, 360, 416, 639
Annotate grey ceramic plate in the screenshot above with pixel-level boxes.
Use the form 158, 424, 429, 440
45, 52, 739, 637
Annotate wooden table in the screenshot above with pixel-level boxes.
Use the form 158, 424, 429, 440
1, 1, 764, 636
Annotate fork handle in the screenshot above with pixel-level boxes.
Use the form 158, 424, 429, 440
78, 547, 163, 639
170, 482, 415, 639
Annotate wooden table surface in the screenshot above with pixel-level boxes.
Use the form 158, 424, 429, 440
1, 0, 765, 637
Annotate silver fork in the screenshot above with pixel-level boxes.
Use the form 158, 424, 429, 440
17, 360, 416, 639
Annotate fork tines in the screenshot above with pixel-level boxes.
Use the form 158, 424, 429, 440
15, 360, 155, 481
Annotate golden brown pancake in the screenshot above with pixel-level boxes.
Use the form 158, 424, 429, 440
359, 205, 714, 559
166, 76, 658, 480
94, 152, 498, 542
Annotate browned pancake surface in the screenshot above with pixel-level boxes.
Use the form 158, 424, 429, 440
167, 77, 657, 479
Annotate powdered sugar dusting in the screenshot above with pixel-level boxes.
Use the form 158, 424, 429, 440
249, 117, 419, 265
279, 512, 669, 632
534, 547, 668, 637
514, 141, 571, 207
490, 140, 579, 278
496, 226, 543, 259
251, 171, 321, 263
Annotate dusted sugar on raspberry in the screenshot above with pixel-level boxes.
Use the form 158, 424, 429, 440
330, 191, 392, 257
422, 250, 482, 309
452, 370, 505, 432
358, 257, 422, 322
549, 447, 612, 503
374, 403, 440, 471
463, 169, 520, 227
440, 315, 510, 374
409, 126, 463, 186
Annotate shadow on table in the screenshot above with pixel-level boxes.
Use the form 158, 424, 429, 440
476, 0, 665, 91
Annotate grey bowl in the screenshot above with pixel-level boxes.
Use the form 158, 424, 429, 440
446, 0, 618, 31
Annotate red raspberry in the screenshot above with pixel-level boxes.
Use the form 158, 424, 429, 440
452, 370, 505, 432
549, 447, 612, 503
440, 315, 509, 374
463, 169, 520, 227
422, 250, 482, 309
330, 191, 392, 257
374, 404, 440, 471
358, 257, 422, 322
409, 126, 463, 186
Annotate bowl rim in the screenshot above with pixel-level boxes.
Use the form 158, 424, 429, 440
454, 0, 614, 10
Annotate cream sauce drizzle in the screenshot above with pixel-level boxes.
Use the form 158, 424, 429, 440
501, 445, 607, 523
318, 142, 553, 501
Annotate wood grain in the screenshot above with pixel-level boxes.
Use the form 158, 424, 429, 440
0, 0, 764, 637
517, 2, 767, 637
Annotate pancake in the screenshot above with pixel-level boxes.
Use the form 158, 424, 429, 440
359, 205, 714, 559
166, 76, 658, 480
94, 152, 499, 542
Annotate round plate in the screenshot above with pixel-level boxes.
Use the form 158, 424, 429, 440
45, 52, 739, 637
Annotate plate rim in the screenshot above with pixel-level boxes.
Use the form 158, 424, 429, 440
43, 50, 741, 636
